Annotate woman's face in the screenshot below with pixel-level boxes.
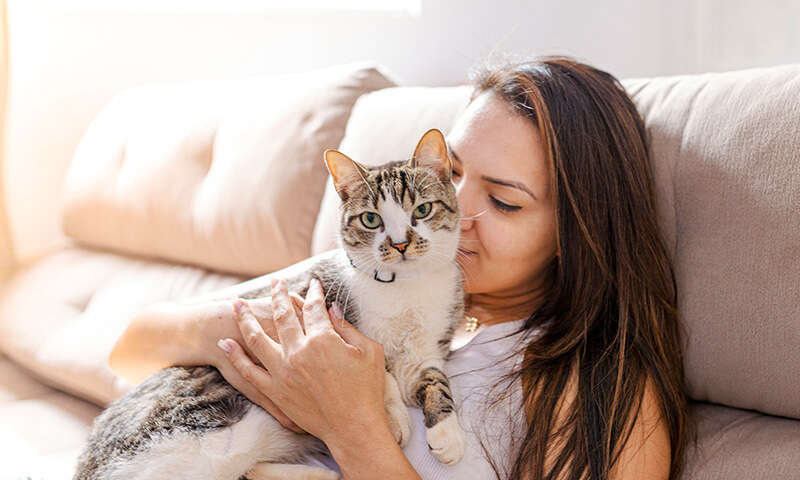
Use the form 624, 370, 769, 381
446, 91, 559, 296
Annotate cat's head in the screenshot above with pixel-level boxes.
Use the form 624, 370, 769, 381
324, 129, 460, 279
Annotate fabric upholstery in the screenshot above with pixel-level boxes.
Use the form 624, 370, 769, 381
0, 353, 102, 480
623, 65, 800, 420
682, 402, 800, 479
0, 244, 248, 406
61, 62, 396, 277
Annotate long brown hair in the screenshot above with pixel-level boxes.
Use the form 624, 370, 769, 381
469, 56, 695, 479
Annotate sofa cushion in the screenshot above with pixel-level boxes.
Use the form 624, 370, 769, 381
311, 85, 472, 254
623, 65, 800, 420
61, 62, 396, 277
0, 244, 248, 406
681, 402, 800, 479
0, 353, 101, 479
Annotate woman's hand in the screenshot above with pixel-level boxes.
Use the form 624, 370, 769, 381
203, 296, 301, 433
217, 277, 389, 445
192, 296, 308, 434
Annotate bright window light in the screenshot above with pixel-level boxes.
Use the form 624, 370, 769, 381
8, 0, 422, 16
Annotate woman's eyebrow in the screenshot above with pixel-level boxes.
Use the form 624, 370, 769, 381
481, 175, 537, 200
448, 145, 537, 200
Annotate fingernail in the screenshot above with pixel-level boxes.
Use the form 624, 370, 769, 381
269, 277, 278, 289
331, 302, 343, 320
310, 277, 320, 288
217, 339, 232, 355
232, 298, 242, 314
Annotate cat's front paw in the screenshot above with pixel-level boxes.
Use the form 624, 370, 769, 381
426, 414, 466, 466
386, 401, 413, 447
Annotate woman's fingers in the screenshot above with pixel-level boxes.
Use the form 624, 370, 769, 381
230, 297, 281, 370
328, 303, 375, 349
269, 278, 305, 346
246, 297, 279, 343
216, 339, 305, 434
302, 278, 335, 333
289, 291, 305, 312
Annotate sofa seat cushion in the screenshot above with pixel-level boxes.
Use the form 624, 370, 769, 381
0, 353, 101, 480
0, 243, 248, 406
682, 402, 800, 479
61, 62, 396, 277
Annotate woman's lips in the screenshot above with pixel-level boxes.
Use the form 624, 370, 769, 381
457, 247, 477, 256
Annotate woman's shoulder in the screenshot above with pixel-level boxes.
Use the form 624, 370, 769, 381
525, 369, 670, 480
609, 377, 670, 479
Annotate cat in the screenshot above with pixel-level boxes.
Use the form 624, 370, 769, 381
73, 128, 467, 480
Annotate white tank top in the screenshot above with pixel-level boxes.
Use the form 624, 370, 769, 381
307, 319, 536, 479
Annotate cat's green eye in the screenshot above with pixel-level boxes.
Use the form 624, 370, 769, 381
360, 212, 383, 229
413, 202, 432, 219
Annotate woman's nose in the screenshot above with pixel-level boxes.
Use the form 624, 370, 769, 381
455, 183, 476, 232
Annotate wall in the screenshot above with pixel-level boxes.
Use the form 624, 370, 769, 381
2, 0, 798, 264
0, 0, 12, 280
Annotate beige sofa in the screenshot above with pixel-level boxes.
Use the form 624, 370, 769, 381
0, 60, 798, 479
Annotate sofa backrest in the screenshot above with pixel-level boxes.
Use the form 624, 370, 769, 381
59, 62, 396, 276
312, 65, 800, 421
624, 65, 800, 420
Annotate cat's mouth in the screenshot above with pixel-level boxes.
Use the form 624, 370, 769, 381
388, 255, 417, 264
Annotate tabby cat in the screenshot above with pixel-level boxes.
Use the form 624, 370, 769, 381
73, 129, 466, 480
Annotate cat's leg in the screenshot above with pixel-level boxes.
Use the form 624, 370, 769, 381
384, 369, 413, 447
396, 359, 466, 466
413, 363, 467, 466
244, 463, 341, 480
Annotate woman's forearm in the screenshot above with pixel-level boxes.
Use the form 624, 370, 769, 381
108, 300, 236, 385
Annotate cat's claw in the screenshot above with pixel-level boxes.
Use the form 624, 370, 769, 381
426, 414, 466, 466
386, 402, 413, 447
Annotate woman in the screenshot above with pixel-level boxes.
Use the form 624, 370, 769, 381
109, 56, 694, 479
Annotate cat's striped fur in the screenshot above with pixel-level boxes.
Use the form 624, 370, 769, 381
73, 129, 465, 480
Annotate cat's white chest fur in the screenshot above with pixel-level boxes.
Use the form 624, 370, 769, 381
340, 262, 460, 363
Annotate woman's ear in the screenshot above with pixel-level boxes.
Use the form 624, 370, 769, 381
324, 149, 369, 201
409, 128, 452, 181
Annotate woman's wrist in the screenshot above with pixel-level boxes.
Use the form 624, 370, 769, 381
324, 414, 421, 480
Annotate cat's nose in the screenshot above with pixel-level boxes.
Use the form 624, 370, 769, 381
391, 241, 410, 254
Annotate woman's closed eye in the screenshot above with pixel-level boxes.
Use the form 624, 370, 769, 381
489, 195, 521, 213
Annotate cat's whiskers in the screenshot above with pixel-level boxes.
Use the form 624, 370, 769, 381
418, 181, 441, 194
339, 253, 385, 322
425, 248, 475, 293
460, 210, 488, 221
414, 170, 439, 193
352, 165, 378, 205
411, 155, 418, 189
322, 233, 351, 307
323, 269, 347, 307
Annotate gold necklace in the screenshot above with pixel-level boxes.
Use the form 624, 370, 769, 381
465, 315, 480, 332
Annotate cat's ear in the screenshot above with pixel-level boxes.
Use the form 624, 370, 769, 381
410, 128, 452, 181
324, 149, 369, 201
